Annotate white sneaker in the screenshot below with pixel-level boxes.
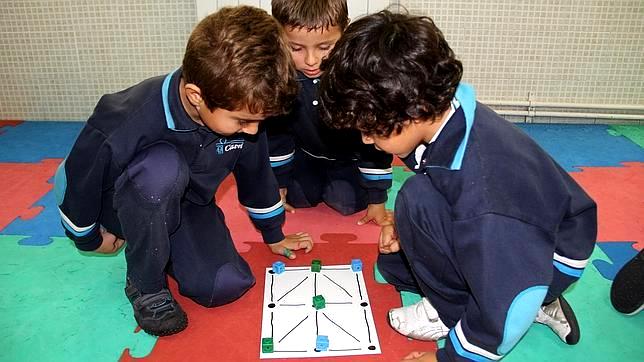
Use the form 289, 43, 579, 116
388, 297, 449, 341
535, 296, 580, 345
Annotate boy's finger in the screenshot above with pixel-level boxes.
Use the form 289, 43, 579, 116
114, 239, 125, 251
281, 248, 296, 259
357, 215, 372, 225
293, 240, 313, 253
284, 202, 295, 213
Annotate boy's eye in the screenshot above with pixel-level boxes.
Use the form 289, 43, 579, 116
319, 45, 331, 51
290, 46, 302, 52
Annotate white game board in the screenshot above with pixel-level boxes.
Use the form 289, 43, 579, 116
259, 263, 381, 359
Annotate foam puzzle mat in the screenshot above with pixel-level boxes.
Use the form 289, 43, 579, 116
1, 121, 642, 362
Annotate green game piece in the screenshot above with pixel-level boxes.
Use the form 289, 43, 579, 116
311, 259, 322, 272
282, 248, 292, 258
262, 337, 274, 353
312, 295, 326, 310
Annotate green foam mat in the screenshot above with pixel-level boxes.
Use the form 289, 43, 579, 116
608, 125, 644, 148
375, 247, 643, 361
0, 236, 157, 362
374, 262, 388, 284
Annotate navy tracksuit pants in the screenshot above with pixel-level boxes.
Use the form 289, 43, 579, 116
285, 148, 368, 216
378, 174, 580, 328
99, 142, 255, 307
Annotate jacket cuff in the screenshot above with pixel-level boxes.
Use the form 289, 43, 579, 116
367, 189, 388, 204
71, 229, 102, 251
276, 172, 291, 189
262, 227, 285, 244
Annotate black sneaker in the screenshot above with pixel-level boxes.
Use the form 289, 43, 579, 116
611, 250, 644, 315
535, 296, 580, 345
125, 280, 188, 336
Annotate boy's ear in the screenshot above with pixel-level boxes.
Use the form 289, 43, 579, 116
184, 83, 203, 107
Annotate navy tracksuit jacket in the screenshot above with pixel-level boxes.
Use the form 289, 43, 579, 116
378, 84, 597, 361
55, 69, 285, 306
266, 72, 393, 215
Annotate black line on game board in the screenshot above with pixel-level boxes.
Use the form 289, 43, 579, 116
316, 311, 319, 335
322, 312, 360, 342
356, 274, 363, 300
329, 348, 362, 352
324, 274, 352, 297
277, 276, 309, 302
363, 309, 371, 343
326, 302, 352, 305
274, 350, 308, 352
314, 273, 317, 295
271, 274, 274, 302
322, 267, 351, 270
285, 267, 309, 271
279, 315, 309, 343
271, 311, 274, 338
280, 303, 306, 306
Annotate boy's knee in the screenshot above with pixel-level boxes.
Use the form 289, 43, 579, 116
117, 142, 189, 203
395, 175, 446, 215
184, 262, 256, 308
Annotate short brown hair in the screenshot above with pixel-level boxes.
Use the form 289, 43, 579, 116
272, 0, 349, 31
182, 6, 297, 116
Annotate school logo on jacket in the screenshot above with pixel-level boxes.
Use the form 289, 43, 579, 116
215, 138, 244, 154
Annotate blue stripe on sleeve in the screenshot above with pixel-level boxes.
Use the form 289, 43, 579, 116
553, 260, 584, 277
61, 219, 95, 237
361, 173, 393, 181
248, 206, 285, 220
270, 158, 293, 167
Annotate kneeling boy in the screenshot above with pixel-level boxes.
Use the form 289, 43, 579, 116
320, 10, 597, 361
55, 6, 313, 337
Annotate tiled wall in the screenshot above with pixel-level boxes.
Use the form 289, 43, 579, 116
0, 0, 642, 122
401, 1, 644, 103
0, 1, 196, 120
399, 0, 644, 123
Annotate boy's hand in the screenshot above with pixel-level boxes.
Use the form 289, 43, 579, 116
95, 229, 125, 254
379, 216, 400, 254
379, 225, 400, 253
401, 351, 437, 362
269, 232, 313, 259
357, 203, 388, 225
279, 188, 295, 213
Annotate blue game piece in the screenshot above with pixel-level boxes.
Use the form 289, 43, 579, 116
316, 335, 329, 351
272, 261, 285, 274
351, 258, 363, 272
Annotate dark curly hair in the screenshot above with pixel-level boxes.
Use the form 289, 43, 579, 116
319, 10, 462, 137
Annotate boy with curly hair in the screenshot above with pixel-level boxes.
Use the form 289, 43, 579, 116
320, 10, 597, 362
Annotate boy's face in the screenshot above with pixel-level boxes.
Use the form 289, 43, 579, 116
361, 122, 425, 159
285, 25, 343, 78
198, 107, 264, 137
